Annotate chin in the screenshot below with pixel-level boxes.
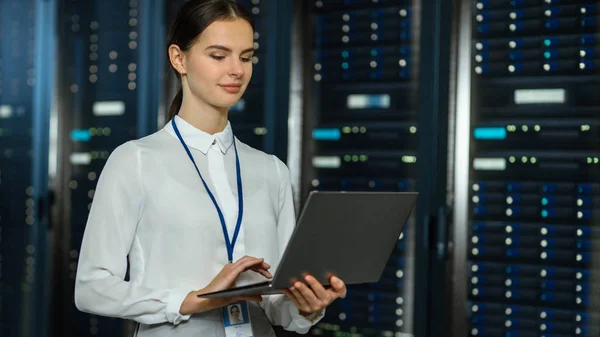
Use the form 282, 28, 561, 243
215, 97, 243, 108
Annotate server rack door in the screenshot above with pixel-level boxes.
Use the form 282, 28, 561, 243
301, 1, 421, 335
453, 1, 600, 336
0, 0, 55, 336
52, 1, 160, 336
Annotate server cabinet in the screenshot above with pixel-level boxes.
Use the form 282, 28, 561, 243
52, 0, 161, 336
300, 1, 422, 336
0, 0, 55, 336
453, 1, 600, 336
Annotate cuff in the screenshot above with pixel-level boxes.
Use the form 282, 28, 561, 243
288, 303, 326, 329
166, 288, 193, 325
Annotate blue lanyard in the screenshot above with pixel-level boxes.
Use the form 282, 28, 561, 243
171, 118, 244, 263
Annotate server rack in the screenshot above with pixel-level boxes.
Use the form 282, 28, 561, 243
300, 1, 422, 335
453, 1, 600, 336
0, 0, 55, 336
52, 0, 162, 336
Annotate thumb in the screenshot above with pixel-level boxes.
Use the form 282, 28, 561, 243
331, 277, 346, 297
331, 276, 343, 288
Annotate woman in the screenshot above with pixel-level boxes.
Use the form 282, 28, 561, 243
229, 304, 243, 325
74, 0, 346, 336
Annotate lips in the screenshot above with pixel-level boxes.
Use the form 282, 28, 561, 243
219, 84, 242, 94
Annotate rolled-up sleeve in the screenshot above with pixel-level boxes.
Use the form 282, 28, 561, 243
74, 141, 193, 325
259, 156, 325, 334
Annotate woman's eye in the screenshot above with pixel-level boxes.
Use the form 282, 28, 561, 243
211, 55, 225, 60
241, 57, 252, 63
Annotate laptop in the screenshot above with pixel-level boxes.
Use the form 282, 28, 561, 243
197, 191, 418, 298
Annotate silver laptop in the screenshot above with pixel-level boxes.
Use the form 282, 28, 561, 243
197, 191, 418, 298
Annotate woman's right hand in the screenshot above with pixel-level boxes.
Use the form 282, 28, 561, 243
179, 256, 272, 315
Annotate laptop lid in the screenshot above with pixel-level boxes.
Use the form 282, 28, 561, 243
270, 191, 417, 289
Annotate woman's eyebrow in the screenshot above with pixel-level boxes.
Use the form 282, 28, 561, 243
205, 45, 255, 54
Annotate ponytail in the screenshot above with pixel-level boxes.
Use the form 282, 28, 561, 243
168, 88, 183, 121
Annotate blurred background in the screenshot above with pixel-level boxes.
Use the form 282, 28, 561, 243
1, 0, 600, 336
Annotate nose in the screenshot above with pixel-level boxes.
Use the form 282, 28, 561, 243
228, 58, 245, 78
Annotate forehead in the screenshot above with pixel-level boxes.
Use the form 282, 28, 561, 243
195, 19, 253, 49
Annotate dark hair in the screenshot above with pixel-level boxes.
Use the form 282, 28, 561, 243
167, 0, 254, 121
230, 305, 240, 314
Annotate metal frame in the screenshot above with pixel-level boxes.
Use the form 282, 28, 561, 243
137, 0, 165, 137
50, 0, 75, 334
286, 0, 310, 211
31, 0, 57, 336
414, 0, 454, 336
450, 0, 473, 336
264, 0, 293, 161
297, 0, 316, 206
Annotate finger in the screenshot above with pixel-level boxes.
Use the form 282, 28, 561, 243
328, 276, 347, 298
250, 267, 273, 279
234, 257, 265, 273
238, 257, 270, 271
221, 257, 261, 283
282, 289, 301, 308
235, 255, 262, 265
232, 255, 255, 264
331, 276, 347, 293
294, 281, 320, 310
303, 275, 329, 301
233, 255, 262, 268
289, 285, 310, 310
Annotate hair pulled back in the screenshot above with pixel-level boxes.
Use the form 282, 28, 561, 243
167, 0, 254, 121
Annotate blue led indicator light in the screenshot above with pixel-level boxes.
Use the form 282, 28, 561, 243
71, 129, 92, 142
474, 127, 507, 140
312, 128, 341, 141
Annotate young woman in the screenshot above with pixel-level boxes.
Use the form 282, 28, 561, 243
74, 0, 346, 336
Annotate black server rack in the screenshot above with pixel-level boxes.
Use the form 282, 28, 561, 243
465, 1, 600, 336
0, 1, 36, 334
53, 0, 157, 336
302, 1, 420, 336
0, 0, 54, 336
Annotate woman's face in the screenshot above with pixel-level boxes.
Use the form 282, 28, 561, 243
182, 19, 254, 109
231, 305, 240, 317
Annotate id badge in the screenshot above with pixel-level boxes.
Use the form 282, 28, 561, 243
221, 301, 253, 337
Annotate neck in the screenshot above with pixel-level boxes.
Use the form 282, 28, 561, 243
177, 90, 229, 135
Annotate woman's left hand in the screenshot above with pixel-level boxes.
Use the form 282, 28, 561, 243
282, 275, 347, 317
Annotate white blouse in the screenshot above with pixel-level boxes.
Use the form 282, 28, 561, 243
74, 115, 323, 336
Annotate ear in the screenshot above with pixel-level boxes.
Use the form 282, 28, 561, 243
168, 44, 187, 75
